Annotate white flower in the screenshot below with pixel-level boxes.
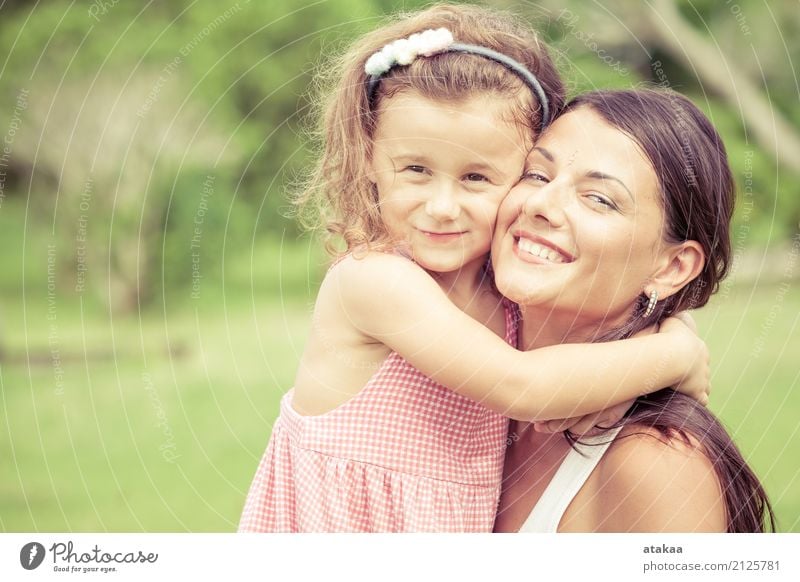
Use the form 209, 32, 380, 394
406, 32, 424, 53
364, 28, 454, 75
418, 28, 453, 56
380, 44, 395, 60
417, 29, 438, 56
392, 39, 415, 65
365, 51, 393, 75
431, 28, 454, 53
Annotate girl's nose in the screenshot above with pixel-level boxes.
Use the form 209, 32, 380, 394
425, 183, 461, 221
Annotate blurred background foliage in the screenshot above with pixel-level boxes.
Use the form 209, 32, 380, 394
0, 0, 798, 531
1, 0, 798, 309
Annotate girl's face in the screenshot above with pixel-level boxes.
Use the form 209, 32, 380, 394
492, 107, 668, 324
369, 91, 529, 275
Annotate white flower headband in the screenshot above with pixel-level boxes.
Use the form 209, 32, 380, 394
364, 27, 551, 128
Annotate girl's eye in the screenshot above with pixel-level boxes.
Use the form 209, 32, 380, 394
586, 193, 618, 211
464, 173, 488, 183
465, 172, 489, 182
405, 165, 427, 174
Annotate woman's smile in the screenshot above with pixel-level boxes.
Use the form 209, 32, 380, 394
514, 232, 574, 264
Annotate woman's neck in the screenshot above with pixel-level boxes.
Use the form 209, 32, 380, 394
517, 305, 628, 350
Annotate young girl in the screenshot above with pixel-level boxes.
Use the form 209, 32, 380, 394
239, 4, 709, 533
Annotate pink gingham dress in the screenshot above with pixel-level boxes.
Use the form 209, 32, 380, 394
238, 299, 516, 532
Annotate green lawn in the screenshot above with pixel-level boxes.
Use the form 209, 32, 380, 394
1, 240, 798, 532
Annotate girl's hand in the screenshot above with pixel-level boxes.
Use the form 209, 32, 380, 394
658, 314, 710, 406
533, 398, 635, 436
535, 311, 707, 434
672, 310, 698, 333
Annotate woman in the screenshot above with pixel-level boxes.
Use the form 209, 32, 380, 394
491, 89, 775, 532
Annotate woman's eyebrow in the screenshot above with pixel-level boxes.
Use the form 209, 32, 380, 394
585, 170, 634, 202
531, 147, 635, 203
531, 146, 554, 162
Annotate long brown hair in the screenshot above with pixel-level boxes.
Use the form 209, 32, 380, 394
293, 3, 564, 255
565, 89, 774, 532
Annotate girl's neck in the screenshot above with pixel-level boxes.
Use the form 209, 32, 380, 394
430, 257, 494, 307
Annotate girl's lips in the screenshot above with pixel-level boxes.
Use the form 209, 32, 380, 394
419, 229, 467, 242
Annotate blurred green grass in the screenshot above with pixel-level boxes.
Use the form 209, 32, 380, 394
1, 213, 798, 531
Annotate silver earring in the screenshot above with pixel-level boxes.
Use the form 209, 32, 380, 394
643, 289, 658, 318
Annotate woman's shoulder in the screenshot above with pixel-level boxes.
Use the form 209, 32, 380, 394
587, 424, 726, 532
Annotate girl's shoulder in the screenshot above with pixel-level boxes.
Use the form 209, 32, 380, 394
316, 249, 443, 333
323, 249, 433, 297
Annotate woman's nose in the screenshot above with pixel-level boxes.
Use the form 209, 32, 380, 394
521, 181, 566, 228
425, 183, 461, 221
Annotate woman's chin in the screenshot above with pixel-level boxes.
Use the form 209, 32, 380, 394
494, 272, 548, 306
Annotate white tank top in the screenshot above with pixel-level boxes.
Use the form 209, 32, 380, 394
519, 426, 623, 532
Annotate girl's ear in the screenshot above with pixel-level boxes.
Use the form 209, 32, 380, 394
366, 156, 377, 184
648, 240, 705, 300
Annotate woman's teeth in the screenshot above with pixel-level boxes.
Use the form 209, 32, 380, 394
517, 238, 566, 263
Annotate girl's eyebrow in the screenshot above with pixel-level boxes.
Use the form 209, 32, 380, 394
391, 153, 431, 163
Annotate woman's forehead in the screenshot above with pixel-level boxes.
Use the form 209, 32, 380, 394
532, 109, 658, 196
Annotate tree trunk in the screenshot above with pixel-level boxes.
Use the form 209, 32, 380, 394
647, 0, 800, 174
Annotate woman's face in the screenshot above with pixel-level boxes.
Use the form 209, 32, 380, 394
492, 106, 668, 324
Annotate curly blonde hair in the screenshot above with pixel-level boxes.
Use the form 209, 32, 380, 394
293, 3, 565, 257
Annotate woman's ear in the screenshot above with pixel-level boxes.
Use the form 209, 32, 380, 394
649, 241, 705, 300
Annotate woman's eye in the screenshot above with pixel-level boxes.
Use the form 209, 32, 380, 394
586, 193, 617, 210
523, 170, 548, 183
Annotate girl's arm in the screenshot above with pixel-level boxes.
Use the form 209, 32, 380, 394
331, 253, 707, 422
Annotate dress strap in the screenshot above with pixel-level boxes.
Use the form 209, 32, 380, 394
502, 298, 521, 348
518, 426, 623, 532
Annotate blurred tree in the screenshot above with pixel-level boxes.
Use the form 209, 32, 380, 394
0, 0, 391, 309
12, 73, 237, 311
510, 0, 800, 242
0, 0, 796, 312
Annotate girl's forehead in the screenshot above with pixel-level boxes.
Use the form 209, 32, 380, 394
375, 93, 529, 150
378, 89, 534, 132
